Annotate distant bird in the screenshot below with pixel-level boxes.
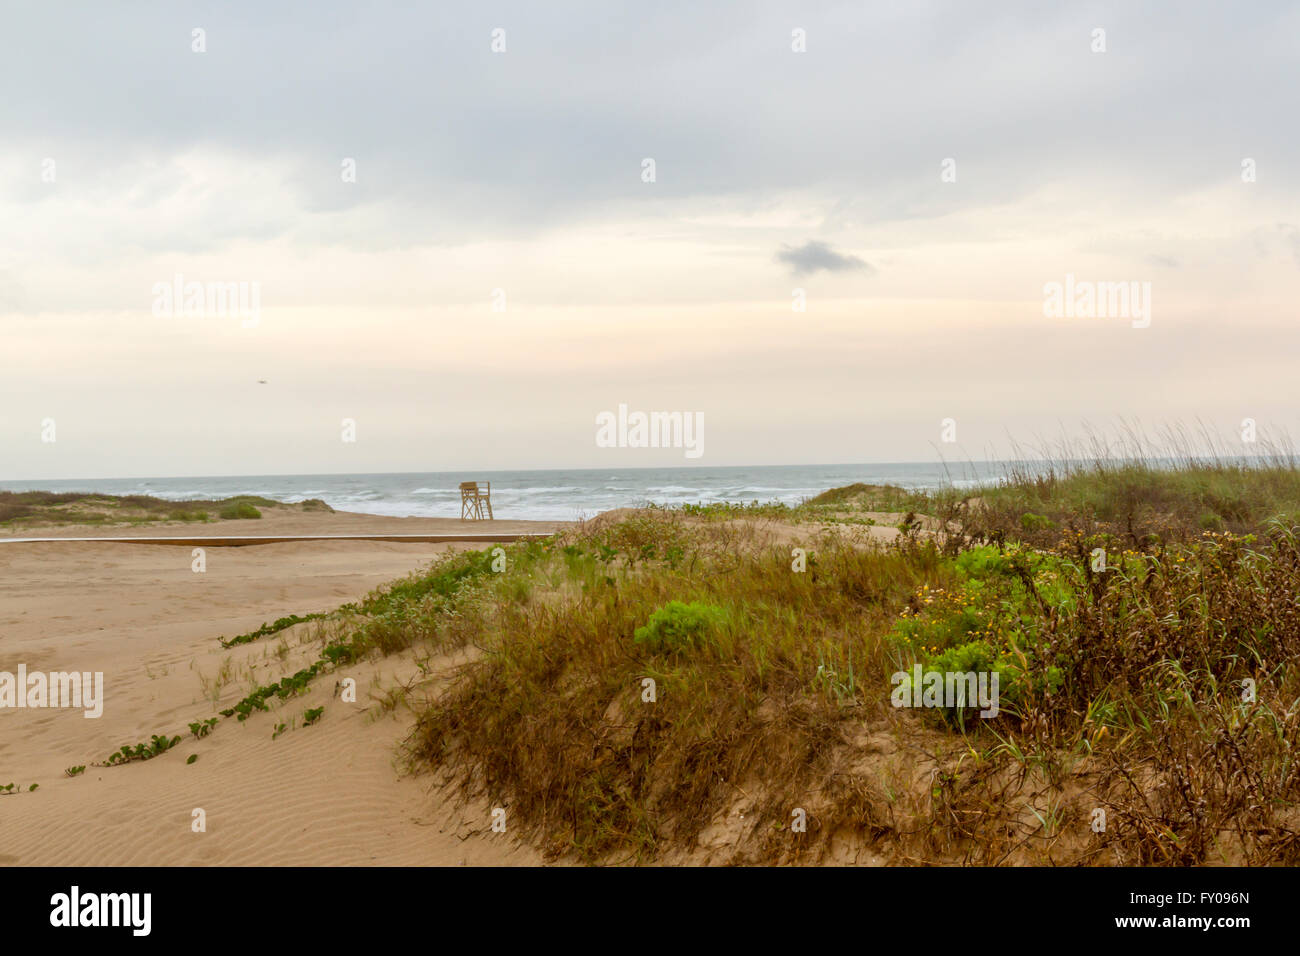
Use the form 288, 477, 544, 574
257, 379, 268, 384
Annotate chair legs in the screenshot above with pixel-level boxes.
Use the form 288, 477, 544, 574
459, 485, 492, 520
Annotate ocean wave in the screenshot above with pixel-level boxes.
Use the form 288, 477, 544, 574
0, 465, 980, 522
505, 486, 582, 494
728, 486, 820, 494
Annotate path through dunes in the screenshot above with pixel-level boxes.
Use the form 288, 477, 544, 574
0, 537, 541, 866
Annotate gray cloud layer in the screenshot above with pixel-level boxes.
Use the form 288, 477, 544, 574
4, 0, 1297, 253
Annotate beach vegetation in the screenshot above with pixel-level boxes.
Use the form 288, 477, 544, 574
0, 490, 312, 527
188, 717, 218, 738
103, 734, 183, 766
394, 436, 1300, 865
218, 501, 262, 520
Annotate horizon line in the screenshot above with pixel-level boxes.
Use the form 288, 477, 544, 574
1, 452, 1292, 486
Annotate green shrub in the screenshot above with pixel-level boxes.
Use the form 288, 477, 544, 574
633, 600, 726, 653
1019, 512, 1056, 532
219, 502, 261, 520
888, 543, 1072, 724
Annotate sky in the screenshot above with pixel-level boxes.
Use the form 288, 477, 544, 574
3, 0, 1299, 478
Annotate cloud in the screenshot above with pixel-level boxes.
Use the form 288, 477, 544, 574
1278, 224, 1300, 266
6, 0, 1297, 258
775, 240, 873, 277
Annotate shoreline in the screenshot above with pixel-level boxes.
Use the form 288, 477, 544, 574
0, 505, 570, 540
0, 532, 558, 546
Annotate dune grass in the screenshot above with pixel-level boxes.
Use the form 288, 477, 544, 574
404, 516, 939, 861
807, 428, 1300, 548
396, 442, 1300, 865
974, 457, 1300, 537
0, 491, 331, 526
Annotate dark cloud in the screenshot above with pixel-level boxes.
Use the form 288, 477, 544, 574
775, 240, 872, 277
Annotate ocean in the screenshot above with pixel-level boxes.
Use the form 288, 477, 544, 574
0, 462, 1015, 522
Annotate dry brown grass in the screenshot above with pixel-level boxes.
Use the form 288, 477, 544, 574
397, 486, 1300, 865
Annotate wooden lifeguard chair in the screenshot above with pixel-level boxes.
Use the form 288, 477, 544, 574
459, 481, 493, 520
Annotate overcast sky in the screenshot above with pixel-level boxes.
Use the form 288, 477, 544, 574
3, 1, 1299, 478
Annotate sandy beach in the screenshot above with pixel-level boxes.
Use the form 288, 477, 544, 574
0, 511, 564, 866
